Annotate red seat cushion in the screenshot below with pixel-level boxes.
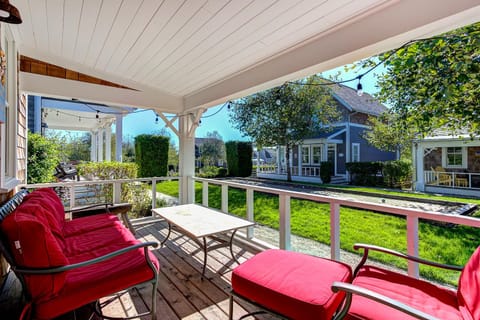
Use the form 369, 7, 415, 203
34, 222, 160, 320
232, 249, 352, 320
63, 213, 120, 237
346, 266, 461, 320
458, 246, 480, 320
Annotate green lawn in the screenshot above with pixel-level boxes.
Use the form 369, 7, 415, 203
155, 180, 480, 285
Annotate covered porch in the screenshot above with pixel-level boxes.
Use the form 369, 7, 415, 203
413, 134, 480, 197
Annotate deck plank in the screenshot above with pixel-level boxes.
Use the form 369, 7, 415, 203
96, 218, 267, 320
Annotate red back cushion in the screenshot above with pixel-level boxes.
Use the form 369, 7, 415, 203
458, 246, 480, 320
26, 188, 65, 227
0, 204, 68, 302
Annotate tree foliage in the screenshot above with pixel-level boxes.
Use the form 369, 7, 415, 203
359, 22, 480, 136
229, 75, 339, 180
199, 131, 225, 167
27, 132, 61, 183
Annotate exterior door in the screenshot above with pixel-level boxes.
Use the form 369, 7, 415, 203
327, 144, 336, 176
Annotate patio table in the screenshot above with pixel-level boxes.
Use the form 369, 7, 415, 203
152, 204, 254, 278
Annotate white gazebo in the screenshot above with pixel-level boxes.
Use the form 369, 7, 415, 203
4, 0, 478, 203
30, 96, 135, 162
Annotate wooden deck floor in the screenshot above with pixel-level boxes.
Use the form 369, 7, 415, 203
99, 217, 272, 320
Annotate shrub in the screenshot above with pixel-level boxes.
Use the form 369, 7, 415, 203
382, 160, 412, 188
320, 161, 333, 183
346, 161, 383, 186
134, 134, 169, 177
225, 141, 252, 177
197, 166, 228, 178
225, 141, 239, 176
27, 132, 61, 183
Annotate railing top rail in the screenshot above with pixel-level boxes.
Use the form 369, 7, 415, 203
21, 176, 179, 189
192, 177, 480, 228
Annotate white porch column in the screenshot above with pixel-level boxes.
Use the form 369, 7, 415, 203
276, 146, 281, 174
105, 125, 112, 161
298, 146, 303, 176
90, 131, 97, 162
97, 128, 104, 162
115, 114, 123, 162
179, 114, 198, 204
414, 143, 425, 191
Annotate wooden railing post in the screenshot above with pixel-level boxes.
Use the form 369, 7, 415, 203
279, 194, 291, 250
407, 215, 420, 278
330, 202, 340, 261
246, 188, 254, 239
113, 182, 121, 204
69, 186, 75, 209
221, 184, 228, 213
202, 181, 209, 206
151, 178, 157, 210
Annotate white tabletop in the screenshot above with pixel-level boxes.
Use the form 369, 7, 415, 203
152, 204, 254, 238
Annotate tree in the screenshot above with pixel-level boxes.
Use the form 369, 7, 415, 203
27, 132, 61, 183
168, 142, 179, 171
229, 75, 339, 181
199, 131, 225, 167
363, 112, 414, 160
357, 22, 480, 136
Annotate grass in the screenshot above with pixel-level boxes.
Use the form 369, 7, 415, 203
155, 180, 480, 285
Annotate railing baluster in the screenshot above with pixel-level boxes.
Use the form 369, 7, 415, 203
151, 178, 157, 210
221, 184, 228, 213
279, 194, 291, 250
407, 215, 420, 278
246, 188, 254, 239
202, 181, 209, 206
113, 182, 121, 204
69, 186, 75, 209
330, 202, 340, 261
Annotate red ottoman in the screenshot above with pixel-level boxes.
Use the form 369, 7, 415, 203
230, 249, 352, 320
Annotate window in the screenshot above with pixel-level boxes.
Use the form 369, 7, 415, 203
301, 146, 310, 164
443, 147, 467, 168
312, 145, 322, 164
352, 143, 360, 162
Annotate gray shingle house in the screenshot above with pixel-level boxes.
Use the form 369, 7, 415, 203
256, 84, 396, 183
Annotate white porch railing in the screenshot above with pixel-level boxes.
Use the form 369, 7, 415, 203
192, 177, 480, 279
425, 170, 480, 189
291, 166, 320, 177
21, 177, 179, 210
21, 176, 480, 279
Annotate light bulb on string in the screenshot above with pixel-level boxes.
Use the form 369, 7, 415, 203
155, 114, 159, 124
356, 76, 363, 96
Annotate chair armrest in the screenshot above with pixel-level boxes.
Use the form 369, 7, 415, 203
65, 202, 114, 214
13, 241, 159, 274
353, 243, 463, 275
331, 282, 441, 320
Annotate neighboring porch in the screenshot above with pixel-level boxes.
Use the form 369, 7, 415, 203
414, 135, 480, 197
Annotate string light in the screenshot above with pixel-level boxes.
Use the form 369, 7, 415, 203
155, 114, 159, 124
356, 76, 363, 96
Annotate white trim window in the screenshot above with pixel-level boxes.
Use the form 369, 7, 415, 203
301, 146, 310, 165
443, 146, 467, 168
312, 145, 322, 164
352, 143, 360, 162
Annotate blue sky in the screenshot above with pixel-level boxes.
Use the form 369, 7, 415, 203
123, 64, 383, 146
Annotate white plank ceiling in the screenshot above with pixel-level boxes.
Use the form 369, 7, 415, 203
9, 0, 480, 113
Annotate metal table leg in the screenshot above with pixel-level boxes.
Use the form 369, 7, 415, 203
229, 229, 241, 264
160, 222, 172, 246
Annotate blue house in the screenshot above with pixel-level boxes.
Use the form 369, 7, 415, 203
256, 84, 396, 183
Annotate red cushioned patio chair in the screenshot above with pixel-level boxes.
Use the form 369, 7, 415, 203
0, 189, 160, 320
332, 244, 480, 320
229, 249, 353, 320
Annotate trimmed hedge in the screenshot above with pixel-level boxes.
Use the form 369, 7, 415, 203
225, 141, 252, 177
134, 134, 169, 177
320, 161, 333, 183
382, 160, 412, 188
346, 161, 383, 186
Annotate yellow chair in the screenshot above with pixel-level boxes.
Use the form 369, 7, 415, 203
432, 166, 452, 186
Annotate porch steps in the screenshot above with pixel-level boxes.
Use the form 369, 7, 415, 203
329, 176, 348, 184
